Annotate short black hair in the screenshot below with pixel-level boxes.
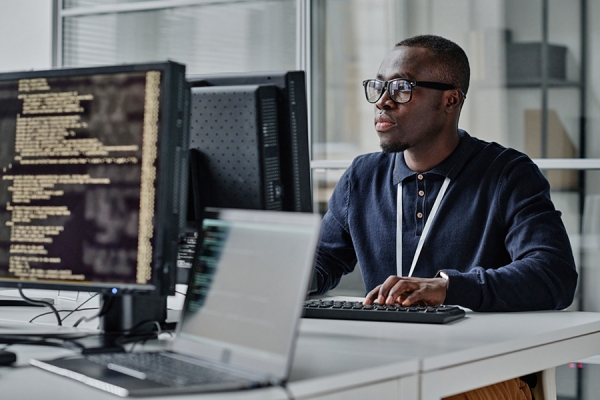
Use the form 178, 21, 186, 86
396, 35, 470, 95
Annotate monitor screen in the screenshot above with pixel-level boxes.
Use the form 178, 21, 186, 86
0, 62, 189, 296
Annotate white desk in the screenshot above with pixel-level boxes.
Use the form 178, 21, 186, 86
289, 330, 419, 399
298, 310, 600, 399
2, 292, 600, 400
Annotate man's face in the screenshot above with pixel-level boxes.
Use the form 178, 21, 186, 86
373, 46, 448, 153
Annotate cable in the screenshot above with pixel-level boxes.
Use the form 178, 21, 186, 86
18, 288, 61, 326
73, 294, 113, 327
123, 321, 164, 353
29, 308, 98, 323
0, 322, 167, 355
60, 293, 99, 323
116, 320, 161, 338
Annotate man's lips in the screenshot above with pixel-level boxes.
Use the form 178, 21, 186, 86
376, 121, 395, 130
375, 116, 396, 131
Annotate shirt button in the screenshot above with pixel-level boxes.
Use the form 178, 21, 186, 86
417, 212, 423, 219
417, 174, 424, 180
418, 190, 425, 197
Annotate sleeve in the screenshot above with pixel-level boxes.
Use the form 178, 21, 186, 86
443, 157, 578, 311
313, 167, 358, 295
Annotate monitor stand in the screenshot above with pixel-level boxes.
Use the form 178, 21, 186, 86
78, 293, 168, 354
100, 293, 168, 333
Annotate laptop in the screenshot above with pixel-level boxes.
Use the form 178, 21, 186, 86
31, 208, 321, 397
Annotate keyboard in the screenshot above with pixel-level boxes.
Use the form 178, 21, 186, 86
303, 299, 466, 324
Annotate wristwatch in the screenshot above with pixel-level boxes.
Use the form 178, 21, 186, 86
436, 270, 450, 289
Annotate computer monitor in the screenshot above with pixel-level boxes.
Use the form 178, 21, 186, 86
0, 61, 190, 339
175, 72, 312, 284
187, 71, 312, 213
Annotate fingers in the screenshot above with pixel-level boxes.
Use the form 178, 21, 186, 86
363, 276, 447, 306
401, 278, 447, 306
385, 279, 419, 304
401, 289, 425, 306
363, 276, 414, 305
364, 281, 395, 305
363, 285, 381, 305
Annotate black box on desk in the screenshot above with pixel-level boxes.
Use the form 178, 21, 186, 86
507, 42, 567, 84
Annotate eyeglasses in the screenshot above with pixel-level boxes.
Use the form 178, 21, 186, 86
362, 78, 464, 104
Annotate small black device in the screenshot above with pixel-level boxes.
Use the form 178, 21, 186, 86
0, 350, 17, 366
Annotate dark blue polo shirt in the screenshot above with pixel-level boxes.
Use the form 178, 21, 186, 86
314, 131, 577, 312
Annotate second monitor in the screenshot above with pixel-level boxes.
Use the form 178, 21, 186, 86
187, 71, 312, 215
189, 84, 283, 212
176, 72, 313, 284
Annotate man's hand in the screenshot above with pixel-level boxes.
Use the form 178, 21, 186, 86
363, 276, 448, 306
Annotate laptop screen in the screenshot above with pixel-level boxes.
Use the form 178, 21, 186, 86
175, 209, 320, 377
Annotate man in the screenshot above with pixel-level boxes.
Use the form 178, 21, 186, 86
313, 35, 578, 399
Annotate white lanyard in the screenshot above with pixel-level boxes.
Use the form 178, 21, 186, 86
396, 176, 450, 277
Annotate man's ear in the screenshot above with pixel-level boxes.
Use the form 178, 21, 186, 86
444, 90, 463, 113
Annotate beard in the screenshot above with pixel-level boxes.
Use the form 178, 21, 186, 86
380, 141, 409, 154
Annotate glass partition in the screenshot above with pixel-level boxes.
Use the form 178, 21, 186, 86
60, 1, 297, 74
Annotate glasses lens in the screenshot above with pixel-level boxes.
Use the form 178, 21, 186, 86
364, 80, 383, 103
389, 80, 412, 103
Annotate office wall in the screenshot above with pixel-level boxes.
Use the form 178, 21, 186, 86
0, 0, 52, 72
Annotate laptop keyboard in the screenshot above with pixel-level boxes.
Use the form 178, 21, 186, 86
303, 299, 465, 324
86, 352, 252, 387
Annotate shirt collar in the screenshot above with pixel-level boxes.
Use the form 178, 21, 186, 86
393, 130, 473, 185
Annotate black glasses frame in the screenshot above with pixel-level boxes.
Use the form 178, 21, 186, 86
362, 78, 462, 104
